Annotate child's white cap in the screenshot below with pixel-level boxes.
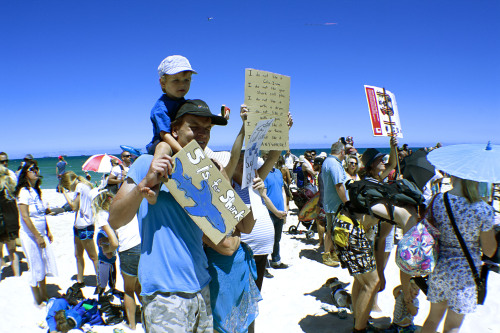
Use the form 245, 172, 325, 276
158, 55, 197, 76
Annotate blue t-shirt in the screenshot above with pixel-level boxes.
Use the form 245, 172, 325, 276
56, 160, 66, 176
127, 155, 210, 295
97, 230, 116, 264
264, 168, 285, 214
146, 94, 186, 153
321, 155, 348, 213
294, 164, 304, 188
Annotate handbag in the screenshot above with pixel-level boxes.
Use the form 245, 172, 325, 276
396, 195, 440, 276
444, 192, 487, 305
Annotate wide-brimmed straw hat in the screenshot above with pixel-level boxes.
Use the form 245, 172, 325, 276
427, 142, 500, 183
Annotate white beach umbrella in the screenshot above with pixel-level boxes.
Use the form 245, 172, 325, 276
427, 142, 500, 183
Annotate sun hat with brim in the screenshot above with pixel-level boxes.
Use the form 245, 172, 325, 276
427, 142, 500, 183
24, 154, 34, 160
175, 99, 228, 126
361, 148, 385, 169
158, 55, 197, 76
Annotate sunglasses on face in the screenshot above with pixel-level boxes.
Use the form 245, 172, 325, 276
28, 166, 39, 172
349, 162, 358, 166
0, 159, 8, 164
123, 155, 131, 158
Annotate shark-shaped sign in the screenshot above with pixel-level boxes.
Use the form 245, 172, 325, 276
165, 140, 250, 244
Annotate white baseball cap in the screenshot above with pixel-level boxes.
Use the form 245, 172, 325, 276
158, 55, 197, 77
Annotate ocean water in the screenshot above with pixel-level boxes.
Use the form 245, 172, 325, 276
8, 147, 393, 189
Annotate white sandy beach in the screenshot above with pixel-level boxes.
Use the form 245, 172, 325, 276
1, 189, 499, 332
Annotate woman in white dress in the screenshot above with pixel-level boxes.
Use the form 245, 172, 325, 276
15, 160, 58, 304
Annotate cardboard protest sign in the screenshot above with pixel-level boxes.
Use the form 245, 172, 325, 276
165, 140, 250, 244
244, 68, 290, 149
364, 85, 403, 138
241, 118, 275, 189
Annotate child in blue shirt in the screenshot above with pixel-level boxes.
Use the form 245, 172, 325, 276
146, 55, 197, 157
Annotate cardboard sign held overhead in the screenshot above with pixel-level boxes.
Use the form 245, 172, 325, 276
364, 85, 403, 138
165, 140, 250, 244
241, 118, 275, 189
244, 68, 290, 150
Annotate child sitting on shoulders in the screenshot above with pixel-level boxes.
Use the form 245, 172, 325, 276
146, 55, 196, 158
384, 278, 420, 333
92, 190, 119, 297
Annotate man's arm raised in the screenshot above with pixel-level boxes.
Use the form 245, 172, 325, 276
109, 155, 173, 229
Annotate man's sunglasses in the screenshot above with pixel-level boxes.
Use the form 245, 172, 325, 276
0, 159, 8, 164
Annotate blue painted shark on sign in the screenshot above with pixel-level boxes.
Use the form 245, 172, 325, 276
171, 157, 226, 234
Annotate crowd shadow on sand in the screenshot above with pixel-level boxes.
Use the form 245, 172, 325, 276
70, 274, 97, 287
298, 248, 323, 264
300, 313, 391, 333
0, 251, 29, 281
47, 283, 62, 297
289, 234, 319, 246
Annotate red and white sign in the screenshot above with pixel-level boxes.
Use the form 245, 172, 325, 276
364, 85, 403, 138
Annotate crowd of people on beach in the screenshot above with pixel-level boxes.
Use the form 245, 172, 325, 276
1, 54, 499, 333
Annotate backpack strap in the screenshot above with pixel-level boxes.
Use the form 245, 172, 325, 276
443, 192, 482, 289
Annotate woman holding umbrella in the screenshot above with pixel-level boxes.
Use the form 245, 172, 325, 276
15, 160, 58, 304
421, 143, 498, 333
60, 171, 99, 286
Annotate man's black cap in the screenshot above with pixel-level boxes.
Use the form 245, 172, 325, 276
175, 99, 228, 126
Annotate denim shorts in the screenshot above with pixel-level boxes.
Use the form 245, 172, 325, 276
119, 244, 140, 277
73, 225, 95, 240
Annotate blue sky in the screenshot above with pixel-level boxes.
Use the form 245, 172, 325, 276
1, 0, 499, 159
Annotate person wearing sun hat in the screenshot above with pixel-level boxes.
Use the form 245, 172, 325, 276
109, 99, 239, 332
146, 55, 198, 159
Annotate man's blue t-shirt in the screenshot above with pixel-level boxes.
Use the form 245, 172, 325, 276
127, 155, 210, 295
294, 164, 304, 188
264, 168, 285, 214
146, 94, 185, 153
56, 160, 66, 176
321, 155, 348, 213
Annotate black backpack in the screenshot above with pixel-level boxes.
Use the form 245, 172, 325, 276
345, 178, 424, 224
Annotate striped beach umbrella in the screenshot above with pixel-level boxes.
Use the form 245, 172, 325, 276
82, 154, 122, 173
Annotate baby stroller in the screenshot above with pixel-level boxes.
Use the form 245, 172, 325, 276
289, 191, 323, 239
291, 186, 315, 211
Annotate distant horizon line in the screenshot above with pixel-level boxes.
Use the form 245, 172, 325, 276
5, 141, 453, 159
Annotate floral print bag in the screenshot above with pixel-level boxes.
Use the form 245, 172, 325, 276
396, 196, 440, 276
